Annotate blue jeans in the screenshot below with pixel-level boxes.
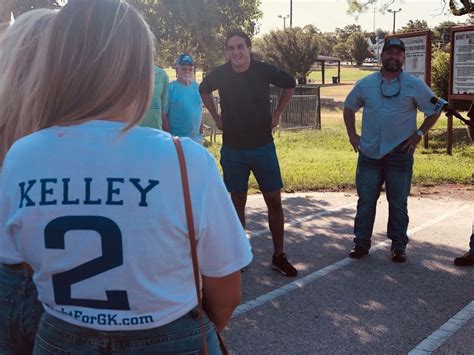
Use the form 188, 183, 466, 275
354, 145, 414, 252
33, 309, 222, 354
0, 264, 43, 355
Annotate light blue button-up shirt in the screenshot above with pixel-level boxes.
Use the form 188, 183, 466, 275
344, 71, 440, 159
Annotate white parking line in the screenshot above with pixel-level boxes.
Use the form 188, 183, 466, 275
233, 203, 471, 318
248, 202, 356, 239
408, 300, 474, 355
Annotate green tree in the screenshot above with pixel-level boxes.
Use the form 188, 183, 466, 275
1, 0, 61, 26
250, 37, 266, 60
335, 24, 363, 42
318, 32, 337, 56
432, 21, 459, 49
333, 42, 352, 64
302, 24, 320, 35
375, 28, 389, 39
259, 27, 318, 84
11, 0, 61, 17
346, 0, 377, 14
398, 19, 429, 33
347, 32, 370, 66
131, 0, 262, 71
347, 0, 474, 16
431, 48, 450, 99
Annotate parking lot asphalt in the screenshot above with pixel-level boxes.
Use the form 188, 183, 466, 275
223, 190, 474, 355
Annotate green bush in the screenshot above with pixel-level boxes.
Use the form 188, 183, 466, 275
431, 48, 450, 99
347, 32, 370, 66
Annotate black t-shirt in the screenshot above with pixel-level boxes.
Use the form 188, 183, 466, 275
199, 60, 296, 149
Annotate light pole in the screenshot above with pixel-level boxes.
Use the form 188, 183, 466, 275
289, 0, 293, 28
387, 8, 401, 34
278, 14, 289, 30
372, 2, 376, 33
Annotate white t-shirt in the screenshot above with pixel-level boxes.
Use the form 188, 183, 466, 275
0, 120, 252, 331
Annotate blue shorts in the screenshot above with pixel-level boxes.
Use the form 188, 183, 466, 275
220, 142, 283, 193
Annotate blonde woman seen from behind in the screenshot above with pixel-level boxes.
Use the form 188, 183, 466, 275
0, 0, 252, 354
0, 9, 54, 166
0, 9, 55, 355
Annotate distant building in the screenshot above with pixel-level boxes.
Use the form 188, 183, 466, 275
366, 37, 384, 62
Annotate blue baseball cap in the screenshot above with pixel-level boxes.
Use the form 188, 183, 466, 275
382, 38, 405, 52
176, 54, 194, 66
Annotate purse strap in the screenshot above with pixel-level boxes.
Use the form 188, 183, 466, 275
172, 137, 208, 355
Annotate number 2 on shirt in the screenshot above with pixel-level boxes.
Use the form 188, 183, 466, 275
44, 215, 130, 310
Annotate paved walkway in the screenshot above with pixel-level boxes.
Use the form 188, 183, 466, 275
223, 190, 474, 354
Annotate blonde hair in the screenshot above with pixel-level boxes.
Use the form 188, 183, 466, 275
23, 0, 154, 132
0, 9, 56, 166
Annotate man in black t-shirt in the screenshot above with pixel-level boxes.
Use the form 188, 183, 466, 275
199, 30, 297, 277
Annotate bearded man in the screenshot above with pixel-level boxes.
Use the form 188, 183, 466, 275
343, 38, 442, 263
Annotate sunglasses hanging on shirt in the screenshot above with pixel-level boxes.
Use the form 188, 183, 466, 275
380, 76, 401, 99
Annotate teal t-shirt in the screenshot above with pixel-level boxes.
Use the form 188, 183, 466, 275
141, 66, 169, 130
164, 80, 203, 143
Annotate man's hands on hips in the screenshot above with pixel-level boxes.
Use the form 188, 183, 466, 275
343, 107, 359, 153
402, 133, 422, 153
271, 113, 280, 129
271, 113, 281, 135
348, 133, 360, 152
214, 114, 223, 130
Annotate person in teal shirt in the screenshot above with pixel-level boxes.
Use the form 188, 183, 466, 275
163, 54, 203, 143
141, 65, 169, 130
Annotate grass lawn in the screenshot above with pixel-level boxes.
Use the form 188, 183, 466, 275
308, 65, 376, 84
187, 64, 473, 192
320, 83, 354, 102
206, 107, 473, 193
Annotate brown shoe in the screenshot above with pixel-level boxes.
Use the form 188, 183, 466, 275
349, 246, 368, 259
454, 252, 474, 266
391, 250, 406, 263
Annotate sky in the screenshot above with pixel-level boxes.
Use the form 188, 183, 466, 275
257, 0, 471, 36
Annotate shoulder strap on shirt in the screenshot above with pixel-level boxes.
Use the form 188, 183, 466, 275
172, 137, 208, 355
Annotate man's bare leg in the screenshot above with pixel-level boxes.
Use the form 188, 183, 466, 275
263, 189, 297, 276
231, 192, 247, 228
262, 189, 284, 255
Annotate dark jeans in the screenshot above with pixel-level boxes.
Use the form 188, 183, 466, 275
33, 309, 222, 354
354, 145, 414, 252
0, 264, 43, 355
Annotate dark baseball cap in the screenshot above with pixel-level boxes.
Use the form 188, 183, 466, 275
382, 38, 405, 52
176, 54, 194, 66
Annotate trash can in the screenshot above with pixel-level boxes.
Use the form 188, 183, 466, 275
332, 76, 338, 84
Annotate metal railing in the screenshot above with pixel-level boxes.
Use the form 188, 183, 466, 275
270, 85, 321, 132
